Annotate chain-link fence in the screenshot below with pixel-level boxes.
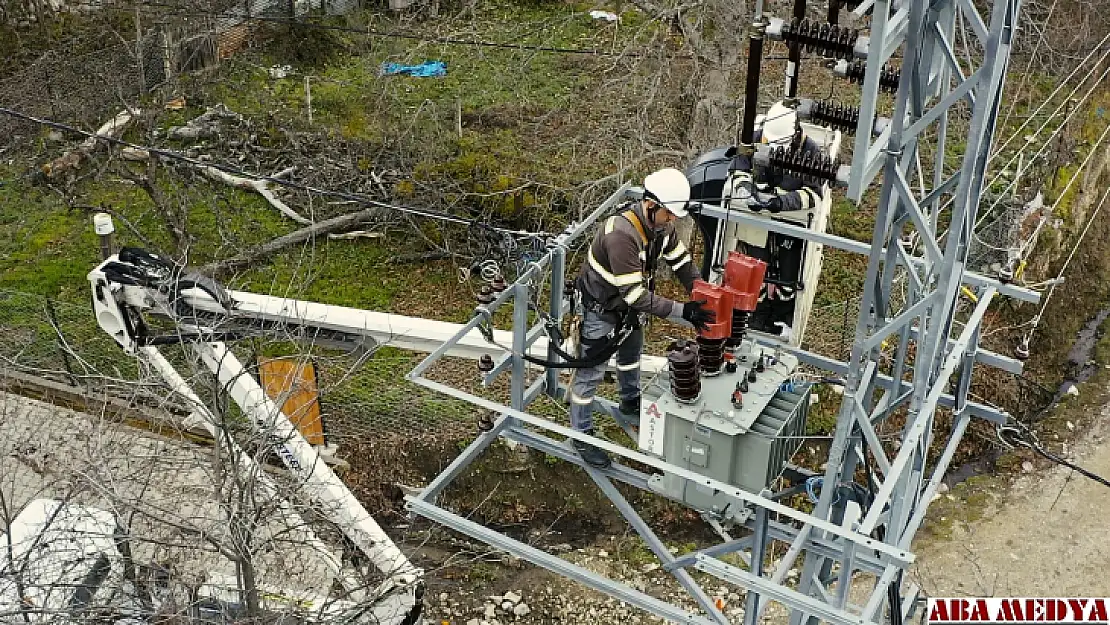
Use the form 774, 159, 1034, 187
0, 288, 499, 448
968, 193, 1046, 278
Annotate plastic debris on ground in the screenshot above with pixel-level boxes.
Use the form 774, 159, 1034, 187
268, 64, 293, 79
589, 9, 620, 21
380, 61, 447, 77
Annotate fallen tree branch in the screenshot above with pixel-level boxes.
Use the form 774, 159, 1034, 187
388, 250, 456, 263
200, 207, 389, 275
326, 230, 383, 240
197, 164, 312, 225
166, 104, 243, 141
43, 108, 138, 180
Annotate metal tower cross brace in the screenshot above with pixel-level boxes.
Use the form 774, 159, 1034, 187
794, 0, 1022, 620
394, 0, 1030, 619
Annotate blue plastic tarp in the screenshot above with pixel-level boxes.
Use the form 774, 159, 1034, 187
380, 61, 447, 77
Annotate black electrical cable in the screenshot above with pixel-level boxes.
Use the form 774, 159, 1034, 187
0, 106, 551, 239
999, 424, 1110, 489
1029, 442, 1110, 488
860, 446, 904, 625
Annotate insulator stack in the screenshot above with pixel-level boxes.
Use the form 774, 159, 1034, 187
765, 146, 841, 186
690, 279, 734, 377
782, 20, 859, 59
808, 100, 860, 132
727, 310, 751, 350
722, 252, 767, 351
696, 336, 728, 377
667, 340, 702, 403
840, 60, 901, 93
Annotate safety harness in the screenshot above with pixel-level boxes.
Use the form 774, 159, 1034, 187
509, 208, 656, 370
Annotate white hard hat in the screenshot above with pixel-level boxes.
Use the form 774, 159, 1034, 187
760, 101, 800, 145
643, 167, 692, 217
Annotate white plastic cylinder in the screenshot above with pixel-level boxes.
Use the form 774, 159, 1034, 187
93, 212, 115, 260
93, 212, 115, 235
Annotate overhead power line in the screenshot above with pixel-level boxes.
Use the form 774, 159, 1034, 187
68, 0, 691, 59
0, 106, 552, 239
990, 31, 1110, 161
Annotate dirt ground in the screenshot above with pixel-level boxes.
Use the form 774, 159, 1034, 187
421, 402, 1110, 625
909, 406, 1110, 598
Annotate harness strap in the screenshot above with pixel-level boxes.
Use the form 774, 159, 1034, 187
621, 209, 649, 246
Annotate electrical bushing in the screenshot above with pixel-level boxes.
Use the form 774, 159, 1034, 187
722, 252, 768, 351
691, 280, 735, 341
762, 145, 842, 185
835, 59, 901, 93
691, 280, 734, 377
775, 18, 860, 60
477, 354, 495, 373
667, 340, 702, 403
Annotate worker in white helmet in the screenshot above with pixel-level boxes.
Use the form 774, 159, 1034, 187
723, 101, 827, 337
569, 167, 714, 468
726, 101, 825, 214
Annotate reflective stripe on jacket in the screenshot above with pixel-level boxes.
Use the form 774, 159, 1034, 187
577, 201, 698, 318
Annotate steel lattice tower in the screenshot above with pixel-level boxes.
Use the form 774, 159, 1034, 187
400, 0, 1037, 620
791, 0, 1024, 619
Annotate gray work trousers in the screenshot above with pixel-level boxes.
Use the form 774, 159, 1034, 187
568, 308, 644, 432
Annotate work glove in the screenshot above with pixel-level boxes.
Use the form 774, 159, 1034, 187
681, 300, 715, 333
750, 191, 782, 213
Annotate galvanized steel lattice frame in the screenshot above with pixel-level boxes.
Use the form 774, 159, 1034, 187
791, 0, 1026, 620
403, 0, 1036, 620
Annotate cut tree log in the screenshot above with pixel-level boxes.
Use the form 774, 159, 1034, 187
200, 206, 390, 275
43, 108, 139, 180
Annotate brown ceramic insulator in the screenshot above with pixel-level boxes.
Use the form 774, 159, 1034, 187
697, 336, 728, 377
667, 340, 702, 403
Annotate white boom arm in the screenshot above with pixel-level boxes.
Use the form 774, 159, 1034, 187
88, 251, 424, 625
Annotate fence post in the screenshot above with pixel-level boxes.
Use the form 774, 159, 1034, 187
135, 3, 146, 93
44, 297, 79, 387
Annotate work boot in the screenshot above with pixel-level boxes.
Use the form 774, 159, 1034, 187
616, 397, 641, 436
618, 397, 641, 420
573, 430, 611, 469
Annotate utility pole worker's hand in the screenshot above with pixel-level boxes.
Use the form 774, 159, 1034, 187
682, 300, 715, 333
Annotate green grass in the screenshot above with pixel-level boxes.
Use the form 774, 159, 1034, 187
231, 237, 400, 309
0, 170, 101, 299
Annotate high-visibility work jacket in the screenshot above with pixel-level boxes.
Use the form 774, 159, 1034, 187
576, 202, 699, 319
728, 134, 824, 213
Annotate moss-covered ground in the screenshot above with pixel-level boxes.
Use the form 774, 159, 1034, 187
3, 1, 1110, 542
